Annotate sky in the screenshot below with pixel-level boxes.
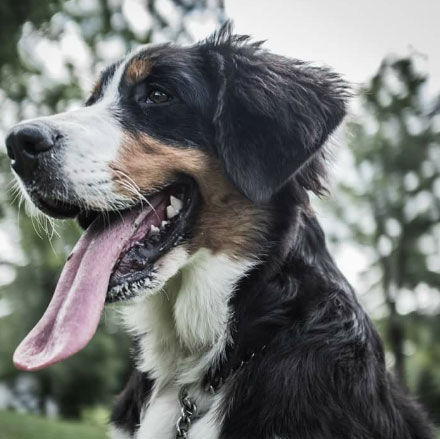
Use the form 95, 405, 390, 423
224, 0, 440, 95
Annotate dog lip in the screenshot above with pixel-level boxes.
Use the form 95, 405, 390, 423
34, 195, 81, 219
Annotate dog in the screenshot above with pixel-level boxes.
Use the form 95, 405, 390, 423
5, 23, 434, 439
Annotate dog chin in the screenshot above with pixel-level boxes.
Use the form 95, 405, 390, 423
114, 246, 191, 305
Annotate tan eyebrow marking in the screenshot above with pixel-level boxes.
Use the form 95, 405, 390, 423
124, 58, 152, 85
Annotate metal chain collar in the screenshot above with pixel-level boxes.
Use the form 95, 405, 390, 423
175, 344, 269, 437
175, 386, 198, 439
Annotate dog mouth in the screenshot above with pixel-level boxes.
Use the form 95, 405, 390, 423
13, 178, 199, 372
31, 180, 197, 302
106, 183, 196, 302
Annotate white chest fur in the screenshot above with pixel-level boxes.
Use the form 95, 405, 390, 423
117, 248, 253, 439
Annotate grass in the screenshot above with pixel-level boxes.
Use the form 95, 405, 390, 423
1, 409, 439, 438
0, 410, 107, 439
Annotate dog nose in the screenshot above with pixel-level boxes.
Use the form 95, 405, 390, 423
5, 123, 57, 180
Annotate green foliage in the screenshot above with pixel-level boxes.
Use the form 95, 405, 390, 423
0, 410, 107, 439
339, 58, 440, 286
0, 0, 61, 68
331, 56, 440, 419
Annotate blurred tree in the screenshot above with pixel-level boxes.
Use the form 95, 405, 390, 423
0, 0, 224, 418
332, 57, 440, 414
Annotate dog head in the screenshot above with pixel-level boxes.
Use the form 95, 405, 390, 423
5, 23, 348, 369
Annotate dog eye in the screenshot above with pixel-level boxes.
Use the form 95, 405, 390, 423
146, 89, 172, 104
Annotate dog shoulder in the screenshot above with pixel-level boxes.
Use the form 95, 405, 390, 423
217, 281, 432, 439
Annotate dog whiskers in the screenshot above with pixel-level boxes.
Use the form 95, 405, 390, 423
112, 168, 160, 220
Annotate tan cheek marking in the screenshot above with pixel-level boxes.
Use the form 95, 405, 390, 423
187, 161, 267, 257
124, 58, 151, 85
110, 134, 267, 257
110, 135, 206, 195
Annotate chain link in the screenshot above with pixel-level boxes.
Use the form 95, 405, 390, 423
175, 386, 197, 439
175, 345, 268, 437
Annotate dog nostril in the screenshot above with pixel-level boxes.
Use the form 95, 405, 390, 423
23, 139, 38, 156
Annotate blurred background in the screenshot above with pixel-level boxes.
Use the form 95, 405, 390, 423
0, 0, 439, 437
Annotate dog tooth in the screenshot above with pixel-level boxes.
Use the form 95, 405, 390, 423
150, 225, 159, 235
166, 205, 177, 219
170, 195, 183, 212
166, 205, 174, 218
161, 220, 169, 228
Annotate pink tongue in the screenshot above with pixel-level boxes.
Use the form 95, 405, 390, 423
13, 206, 153, 371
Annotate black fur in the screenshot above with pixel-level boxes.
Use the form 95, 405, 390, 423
202, 23, 349, 202
212, 189, 433, 438
109, 24, 434, 438
110, 369, 153, 436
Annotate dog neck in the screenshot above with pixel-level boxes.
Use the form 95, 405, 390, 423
121, 247, 255, 389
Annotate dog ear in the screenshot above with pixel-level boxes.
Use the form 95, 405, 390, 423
200, 23, 350, 203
